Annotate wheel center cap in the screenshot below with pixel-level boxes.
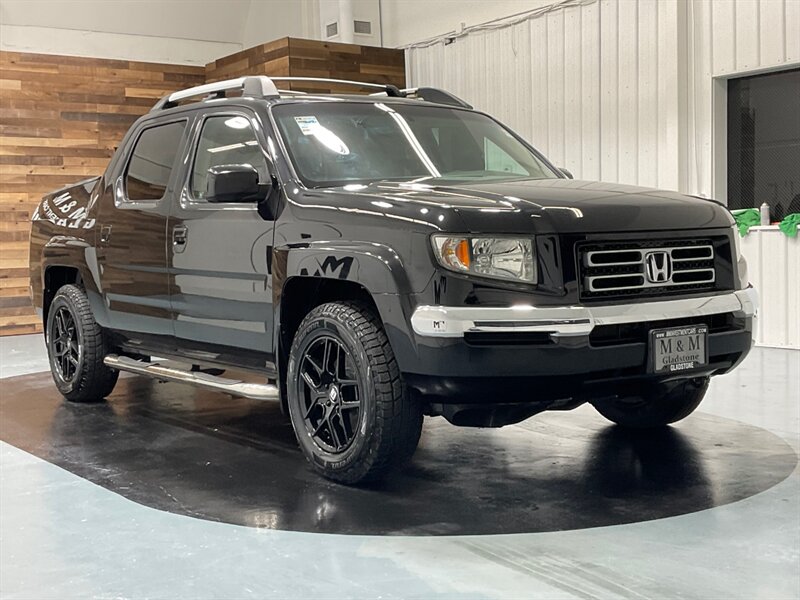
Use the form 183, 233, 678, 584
328, 385, 339, 403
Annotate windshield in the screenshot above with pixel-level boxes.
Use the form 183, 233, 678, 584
272, 101, 559, 188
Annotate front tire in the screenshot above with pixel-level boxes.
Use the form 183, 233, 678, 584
592, 377, 710, 428
46, 284, 118, 402
287, 301, 423, 484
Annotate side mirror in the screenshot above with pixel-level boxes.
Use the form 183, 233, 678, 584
206, 164, 264, 203
559, 167, 574, 179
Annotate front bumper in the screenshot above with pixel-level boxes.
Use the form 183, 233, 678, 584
410, 287, 758, 339
392, 288, 756, 414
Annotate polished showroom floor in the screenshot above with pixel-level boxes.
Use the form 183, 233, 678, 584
1, 334, 798, 599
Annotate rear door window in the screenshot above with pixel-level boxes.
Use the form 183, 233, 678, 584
125, 121, 187, 201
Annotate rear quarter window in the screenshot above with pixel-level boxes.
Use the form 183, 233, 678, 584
125, 121, 187, 201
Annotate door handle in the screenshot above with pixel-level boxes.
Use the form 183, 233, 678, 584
100, 225, 112, 243
172, 225, 188, 250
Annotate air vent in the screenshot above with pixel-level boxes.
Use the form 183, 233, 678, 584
354, 20, 372, 35
326, 21, 339, 38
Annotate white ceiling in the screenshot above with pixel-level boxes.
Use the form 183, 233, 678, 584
0, 0, 316, 47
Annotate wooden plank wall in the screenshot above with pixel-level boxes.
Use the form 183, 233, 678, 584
206, 37, 405, 93
205, 38, 291, 82
0, 52, 205, 335
0, 38, 405, 336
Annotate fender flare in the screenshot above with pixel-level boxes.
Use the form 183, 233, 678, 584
271, 241, 423, 387
273, 241, 415, 300
40, 237, 108, 326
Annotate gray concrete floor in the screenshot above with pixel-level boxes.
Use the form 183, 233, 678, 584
1, 334, 798, 599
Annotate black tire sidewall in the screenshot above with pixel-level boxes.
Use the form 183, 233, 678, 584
287, 310, 378, 474
46, 292, 85, 395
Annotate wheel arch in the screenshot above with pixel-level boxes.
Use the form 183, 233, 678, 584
272, 242, 422, 411
275, 276, 380, 412
42, 265, 83, 336
39, 238, 106, 333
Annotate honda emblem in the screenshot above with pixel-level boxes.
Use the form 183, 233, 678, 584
645, 251, 672, 283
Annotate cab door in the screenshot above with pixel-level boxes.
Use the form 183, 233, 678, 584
166, 108, 276, 372
96, 118, 190, 350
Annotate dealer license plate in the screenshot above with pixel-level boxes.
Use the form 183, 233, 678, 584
649, 325, 708, 374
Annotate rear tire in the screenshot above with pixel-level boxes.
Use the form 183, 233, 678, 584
592, 377, 709, 428
287, 301, 423, 484
46, 284, 118, 402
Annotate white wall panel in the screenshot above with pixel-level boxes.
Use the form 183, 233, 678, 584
657, 0, 682, 191
637, 0, 659, 187
760, 0, 788, 66
735, 0, 761, 70
787, 0, 800, 62
406, 0, 800, 199
741, 228, 800, 349
711, 1, 737, 74
407, 0, 684, 190
598, 0, 620, 183
580, 1, 601, 181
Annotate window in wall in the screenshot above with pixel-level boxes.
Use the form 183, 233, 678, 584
727, 68, 800, 220
125, 121, 186, 201
191, 115, 268, 200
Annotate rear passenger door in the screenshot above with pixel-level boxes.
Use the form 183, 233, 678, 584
166, 108, 276, 372
96, 118, 189, 350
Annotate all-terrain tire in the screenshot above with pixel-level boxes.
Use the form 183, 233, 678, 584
592, 377, 710, 428
287, 301, 423, 484
46, 284, 119, 402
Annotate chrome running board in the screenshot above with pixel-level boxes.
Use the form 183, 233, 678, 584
103, 354, 280, 401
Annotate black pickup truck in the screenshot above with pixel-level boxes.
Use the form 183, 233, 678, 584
29, 76, 757, 483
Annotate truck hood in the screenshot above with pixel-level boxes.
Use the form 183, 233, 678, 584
317, 178, 733, 234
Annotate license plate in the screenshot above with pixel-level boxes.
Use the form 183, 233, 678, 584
649, 325, 708, 374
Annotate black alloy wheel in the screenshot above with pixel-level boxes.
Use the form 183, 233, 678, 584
297, 335, 362, 453
46, 284, 119, 402
49, 305, 81, 385
287, 301, 423, 484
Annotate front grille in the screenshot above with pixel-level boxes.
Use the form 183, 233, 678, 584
579, 238, 718, 300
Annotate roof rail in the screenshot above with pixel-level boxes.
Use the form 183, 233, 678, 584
151, 76, 473, 112
269, 77, 404, 97
400, 87, 473, 109
151, 76, 280, 111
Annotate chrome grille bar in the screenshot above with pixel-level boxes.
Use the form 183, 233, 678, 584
583, 244, 716, 293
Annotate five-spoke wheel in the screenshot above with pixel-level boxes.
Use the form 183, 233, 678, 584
297, 335, 362, 453
287, 301, 423, 484
49, 306, 81, 384
46, 284, 118, 402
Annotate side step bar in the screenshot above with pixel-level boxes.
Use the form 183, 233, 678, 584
103, 354, 280, 401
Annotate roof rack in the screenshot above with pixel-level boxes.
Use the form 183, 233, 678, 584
269, 77, 404, 97
151, 75, 472, 111
400, 87, 473, 109
151, 76, 280, 111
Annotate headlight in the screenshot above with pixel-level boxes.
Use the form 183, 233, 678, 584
431, 235, 536, 283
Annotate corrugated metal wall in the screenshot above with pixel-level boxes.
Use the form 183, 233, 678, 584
741, 228, 800, 349
406, 0, 800, 200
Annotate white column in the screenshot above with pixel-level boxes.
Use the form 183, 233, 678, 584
338, 0, 354, 43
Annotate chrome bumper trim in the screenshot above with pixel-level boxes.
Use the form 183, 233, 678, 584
410, 287, 759, 338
